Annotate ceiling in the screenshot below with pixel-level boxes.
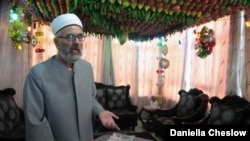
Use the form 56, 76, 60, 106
20, 0, 250, 43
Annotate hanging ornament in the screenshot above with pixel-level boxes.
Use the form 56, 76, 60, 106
8, 6, 31, 50
14, 42, 23, 50
35, 26, 44, 43
159, 58, 169, 69
35, 47, 45, 53
160, 44, 168, 55
194, 26, 216, 58
31, 36, 37, 47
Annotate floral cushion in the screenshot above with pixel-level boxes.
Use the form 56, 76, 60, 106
0, 97, 21, 134
0, 108, 10, 136
106, 87, 127, 110
96, 88, 106, 109
208, 102, 244, 125
176, 93, 199, 117
0, 88, 25, 140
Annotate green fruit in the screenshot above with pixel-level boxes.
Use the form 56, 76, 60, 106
170, 0, 177, 4
122, 0, 130, 7
131, 3, 137, 9
117, 0, 122, 4
109, 0, 116, 4
118, 32, 128, 45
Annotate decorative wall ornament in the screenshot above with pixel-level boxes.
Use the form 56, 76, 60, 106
194, 26, 216, 58
30, 36, 37, 47
155, 37, 169, 107
8, 5, 31, 50
32, 23, 45, 53
8, 20, 30, 50
159, 58, 169, 69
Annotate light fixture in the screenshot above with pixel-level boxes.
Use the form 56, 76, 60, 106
244, 15, 250, 27
9, 6, 19, 22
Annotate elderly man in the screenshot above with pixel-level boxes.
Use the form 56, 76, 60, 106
23, 13, 120, 141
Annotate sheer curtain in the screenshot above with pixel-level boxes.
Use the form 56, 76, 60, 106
110, 15, 230, 109
0, 1, 29, 108
112, 39, 160, 109
101, 37, 115, 85
188, 16, 230, 99
245, 9, 250, 101
27, 16, 233, 110
2, 0, 250, 108
226, 12, 246, 98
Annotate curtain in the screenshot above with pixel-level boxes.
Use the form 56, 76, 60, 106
110, 15, 236, 109
0, 1, 29, 108
244, 9, 250, 101
101, 37, 115, 85
188, 16, 230, 100
1, 0, 250, 109
226, 11, 246, 98
82, 35, 104, 82
112, 39, 160, 109
110, 15, 230, 109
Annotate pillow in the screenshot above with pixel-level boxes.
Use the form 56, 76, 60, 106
106, 86, 127, 110
0, 92, 21, 136
0, 97, 20, 129
95, 88, 106, 109
208, 102, 244, 125
0, 105, 11, 135
176, 92, 199, 117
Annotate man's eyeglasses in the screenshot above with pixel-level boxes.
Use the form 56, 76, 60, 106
56, 33, 86, 42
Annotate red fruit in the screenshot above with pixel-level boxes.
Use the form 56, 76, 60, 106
156, 2, 164, 8
163, 3, 171, 9
163, 0, 169, 3
130, 0, 137, 3
171, 5, 180, 12
146, 0, 155, 6
203, 0, 209, 4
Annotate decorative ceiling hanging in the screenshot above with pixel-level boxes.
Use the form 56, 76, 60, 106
8, 5, 32, 50
20, 0, 250, 43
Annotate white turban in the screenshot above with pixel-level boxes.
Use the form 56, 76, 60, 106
51, 13, 83, 34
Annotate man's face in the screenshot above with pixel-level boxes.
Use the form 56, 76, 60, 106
54, 25, 85, 63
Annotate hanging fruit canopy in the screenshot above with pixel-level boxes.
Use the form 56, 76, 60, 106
21, 0, 250, 42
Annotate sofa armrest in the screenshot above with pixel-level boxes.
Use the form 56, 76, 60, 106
182, 112, 211, 125
18, 108, 25, 122
172, 109, 207, 124
154, 104, 179, 117
127, 103, 137, 111
126, 95, 137, 111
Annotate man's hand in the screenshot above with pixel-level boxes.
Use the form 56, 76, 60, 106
98, 110, 120, 131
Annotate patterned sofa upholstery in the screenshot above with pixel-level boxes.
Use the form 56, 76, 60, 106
187, 95, 250, 125
152, 88, 209, 140
94, 82, 138, 132
0, 88, 25, 141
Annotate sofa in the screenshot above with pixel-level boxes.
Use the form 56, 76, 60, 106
0, 88, 25, 141
94, 82, 138, 132
152, 88, 209, 140
184, 95, 250, 125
